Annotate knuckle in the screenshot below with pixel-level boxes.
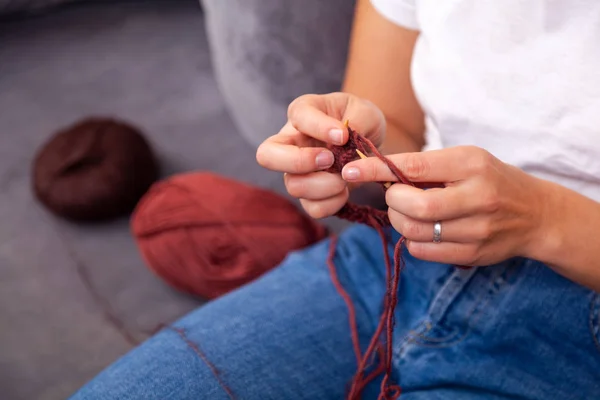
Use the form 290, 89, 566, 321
287, 94, 315, 122
359, 97, 378, 111
284, 175, 304, 198
415, 197, 440, 220
461, 246, 481, 266
326, 92, 348, 117
367, 159, 381, 181
387, 207, 396, 223
286, 97, 303, 121
406, 240, 425, 259
385, 185, 402, 210
387, 208, 402, 229
477, 221, 494, 241
329, 176, 348, 196
304, 201, 327, 219
468, 148, 495, 174
385, 189, 394, 207
293, 150, 309, 173
480, 187, 501, 213
401, 219, 422, 239
401, 153, 430, 180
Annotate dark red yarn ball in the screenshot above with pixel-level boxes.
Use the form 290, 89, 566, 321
32, 117, 159, 222
130, 172, 329, 300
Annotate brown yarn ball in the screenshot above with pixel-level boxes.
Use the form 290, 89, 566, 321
32, 117, 159, 222
130, 172, 329, 300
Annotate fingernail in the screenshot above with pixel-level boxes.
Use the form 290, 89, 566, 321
316, 151, 334, 168
343, 167, 360, 180
328, 129, 343, 145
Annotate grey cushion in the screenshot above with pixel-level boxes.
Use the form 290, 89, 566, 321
0, 0, 73, 14
201, 0, 357, 148
0, 0, 123, 15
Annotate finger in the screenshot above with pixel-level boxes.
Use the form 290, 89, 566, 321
256, 141, 334, 174
299, 188, 349, 219
388, 209, 492, 243
287, 94, 348, 145
385, 184, 476, 221
405, 241, 482, 266
288, 93, 388, 147
341, 146, 494, 183
284, 171, 346, 200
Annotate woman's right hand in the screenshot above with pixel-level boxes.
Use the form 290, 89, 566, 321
256, 92, 386, 219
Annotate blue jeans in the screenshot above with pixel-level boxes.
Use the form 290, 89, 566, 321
70, 224, 600, 399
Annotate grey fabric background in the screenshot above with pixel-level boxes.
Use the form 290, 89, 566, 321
201, 0, 357, 147
0, 0, 77, 15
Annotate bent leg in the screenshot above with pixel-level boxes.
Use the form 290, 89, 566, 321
391, 257, 600, 399
69, 224, 394, 400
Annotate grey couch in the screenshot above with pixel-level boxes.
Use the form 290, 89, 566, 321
0, 1, 358, 399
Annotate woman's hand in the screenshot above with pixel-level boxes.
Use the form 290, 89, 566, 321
256, 92, 386, 219
341, 145, 551, 266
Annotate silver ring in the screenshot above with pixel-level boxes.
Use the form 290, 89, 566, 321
433, 221, 442, 243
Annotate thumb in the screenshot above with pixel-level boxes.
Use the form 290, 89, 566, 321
287, 93, 385, 147
287, 93, 349, 145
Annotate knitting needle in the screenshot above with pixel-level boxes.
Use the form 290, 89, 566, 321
355, 149, 392, 189
345, 118, 392, 188
355, 149, 369, 160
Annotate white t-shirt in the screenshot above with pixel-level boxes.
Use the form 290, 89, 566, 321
371, 0, 600, 202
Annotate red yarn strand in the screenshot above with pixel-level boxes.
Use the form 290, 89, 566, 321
326, 126, 417, 399
347, 215, 393, 398
326, 235, 363, 365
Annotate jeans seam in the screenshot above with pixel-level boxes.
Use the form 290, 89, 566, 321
426, 267, 479, 323
405, 282, 489, 345
392, 266, 472, 355
169, 326, 236, 399
395, 320, 431, 359
588, 293, 600, 354
405, 264, 515, 349
410, 285, 487, 344
407, 289, 487, 348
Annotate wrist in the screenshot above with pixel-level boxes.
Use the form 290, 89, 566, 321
516, 173, 600, 291
522, 177, 566, 264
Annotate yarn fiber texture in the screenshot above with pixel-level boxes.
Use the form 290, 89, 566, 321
130, 172, 328, 300
32, 117, 159, 222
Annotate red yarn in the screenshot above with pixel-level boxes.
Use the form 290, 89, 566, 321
131, 172, 328, 300
326, 126, 416, 400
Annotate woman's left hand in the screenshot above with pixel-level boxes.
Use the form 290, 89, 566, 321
341, 145, 551, 266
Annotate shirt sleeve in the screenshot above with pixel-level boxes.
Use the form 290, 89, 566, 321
370, 0, 419, 30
